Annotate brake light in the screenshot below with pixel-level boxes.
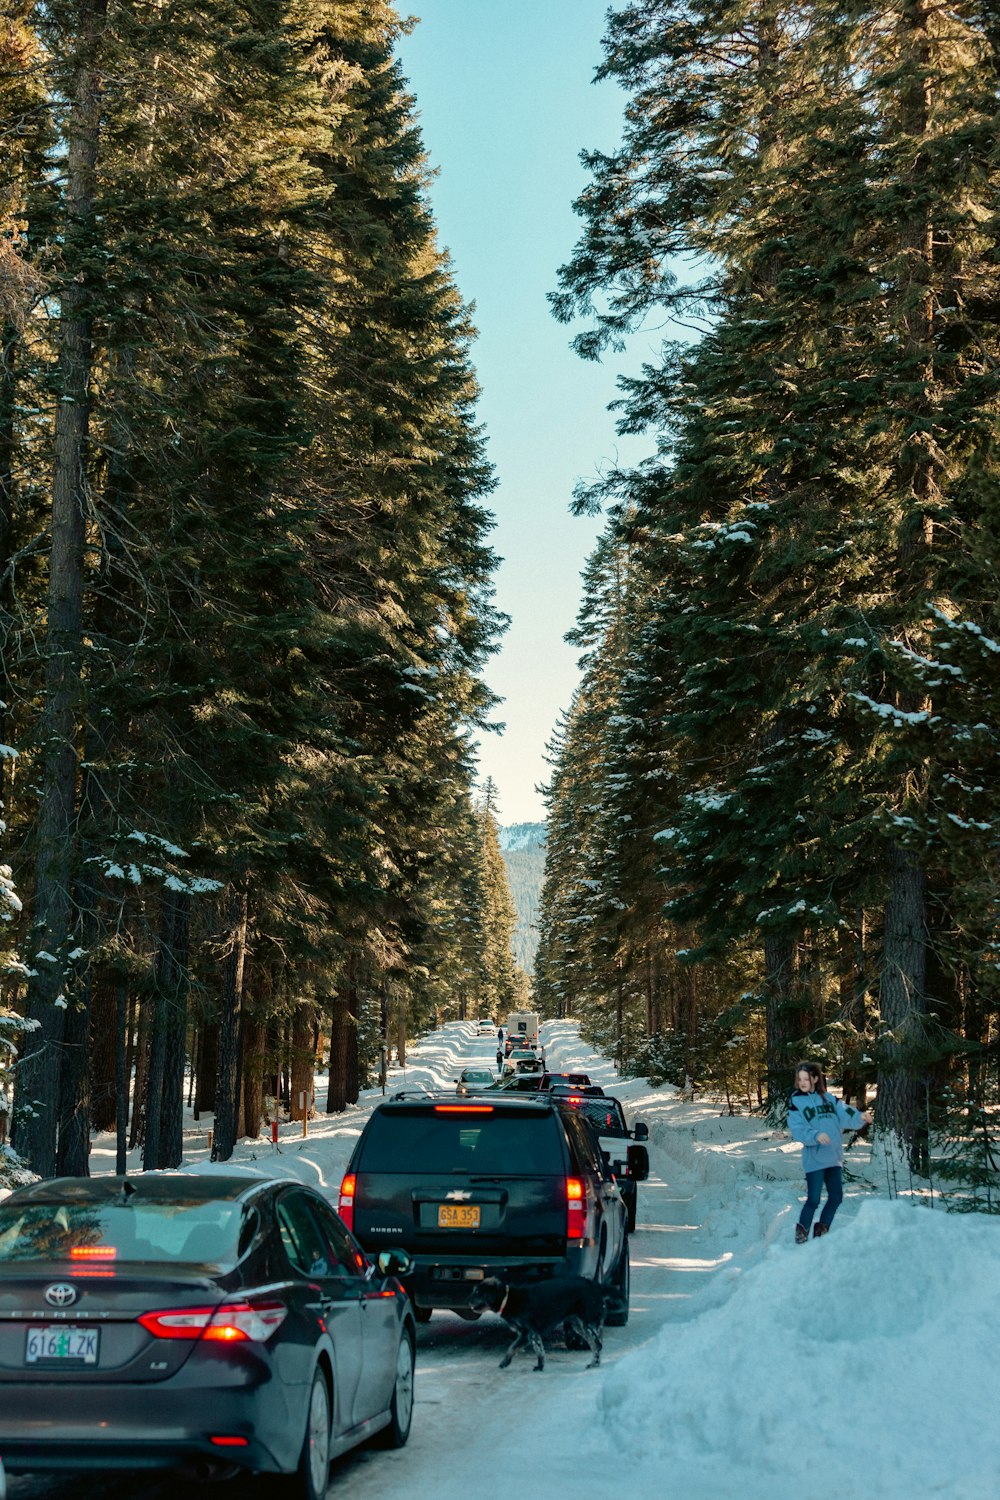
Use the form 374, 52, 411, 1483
71, 1245, 117, 1260
566, 1177, 585, 1244
433, 1105, 494, 1113
204, 1303, 287, 1342
138, 1301, 287, 1343
211, 1437, 249, 1448
339, 1173, 356, 1232
138, 1307, 214, 1339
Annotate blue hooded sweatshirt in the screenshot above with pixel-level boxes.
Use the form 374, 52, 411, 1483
787, 1090, 868, 1172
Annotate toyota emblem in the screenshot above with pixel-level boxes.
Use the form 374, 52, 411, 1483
44, 1283, 77, 1308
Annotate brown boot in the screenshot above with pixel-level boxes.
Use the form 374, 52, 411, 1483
813, 1223, 829, 1238
795, 1224, 809, 1245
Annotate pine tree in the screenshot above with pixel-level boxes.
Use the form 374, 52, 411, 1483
478, 785, 518, 1020
547, 0, 1000, 1150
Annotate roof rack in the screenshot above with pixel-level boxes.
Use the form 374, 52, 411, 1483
385, 1088, 548, 1104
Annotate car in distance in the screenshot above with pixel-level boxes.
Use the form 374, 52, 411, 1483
502, 1049, 538, 1076
455, 1067, 496, 1096
474, 1020, 495, 1037
542, 1072, 591, 1089
0, 1174, 416, 1497
492, 1073, 546, 1093
339, 1094, 630, 1325
559, 1094, 649, 1232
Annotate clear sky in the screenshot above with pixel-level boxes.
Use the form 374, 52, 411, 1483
395, 0, 648, 825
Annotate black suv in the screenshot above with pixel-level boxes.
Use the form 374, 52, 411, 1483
338, 1095, 630, 1324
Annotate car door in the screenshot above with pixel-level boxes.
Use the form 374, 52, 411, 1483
275, 1189, 364, 1436
309, 1196, 398, 1427
565, 1113, 623, 1279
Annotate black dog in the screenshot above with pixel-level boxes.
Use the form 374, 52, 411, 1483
467, 1275, 604, 1372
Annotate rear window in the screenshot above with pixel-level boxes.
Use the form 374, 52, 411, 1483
0, 1199, 245, 1268
359, 1108, 566, 1175
564, 1098, 629, 1138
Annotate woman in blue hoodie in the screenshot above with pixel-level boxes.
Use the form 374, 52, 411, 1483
788, 1061, 873, 1243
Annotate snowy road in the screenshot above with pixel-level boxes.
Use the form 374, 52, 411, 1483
10, 1020, 1000, 1500
9, 1022, 726, 1500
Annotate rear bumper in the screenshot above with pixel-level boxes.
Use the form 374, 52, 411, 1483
0, 1376, 301, 1475
403, 1250, 590, 1311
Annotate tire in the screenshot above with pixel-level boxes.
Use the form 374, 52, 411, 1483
413, 1305, 432, 1323
374, 1332, 415, 1449
605, 1235, 630, 1327
280, 1367, 331, 1500
627, 1196, 637, 1234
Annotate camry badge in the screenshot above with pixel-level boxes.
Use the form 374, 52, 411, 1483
445, 1190, 472, 1201
44, 1283, 78, 1308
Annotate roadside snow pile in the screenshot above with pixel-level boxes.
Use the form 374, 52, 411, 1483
603, 1199, 1000, 1500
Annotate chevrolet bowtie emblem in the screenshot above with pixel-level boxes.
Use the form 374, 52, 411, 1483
445, 1190, 472, 1201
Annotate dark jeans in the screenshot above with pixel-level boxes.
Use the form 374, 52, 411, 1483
799, 1166, 844, 1231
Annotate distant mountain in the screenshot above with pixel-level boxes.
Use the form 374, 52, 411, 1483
499, 822, 546, 975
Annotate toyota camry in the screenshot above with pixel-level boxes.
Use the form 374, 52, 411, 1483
0, 1173, 415, 1498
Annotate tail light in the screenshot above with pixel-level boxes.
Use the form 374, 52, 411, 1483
433, 1105, 494, 1114
339, 1173, 356, 1232
566, 1177, 585, 1244
138, 1301, 287, 1343
71, 1246, 117, 1260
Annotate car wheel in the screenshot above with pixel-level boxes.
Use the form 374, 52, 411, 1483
374, 1331, 415, 1449
413, 1304, 432, 1323
627, 1197, 637, 1234
605, 1235, 630, 1327
281, 1367, 331, 1500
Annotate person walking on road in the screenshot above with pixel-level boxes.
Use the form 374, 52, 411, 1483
788, 1061, 873, 1243
496, 1047, 504, 1074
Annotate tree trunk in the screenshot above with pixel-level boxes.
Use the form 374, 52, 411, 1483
195, 1021, 218, 1117
396, 1016, 406, 1069
290, 1004, 314, 1122
877, 843, 928, 1154
763, 932, 796, 1114
0, 323, 18, 803
326, 991, 350, 1114
55, 981, 91, 1175
17, 0, 108, 1176
124, 983, 137, 1117
838, 917, 868, 1109
159, 888, 190, 1168
875, 0, 936, 1165
240, 1018, 266, 1139
115, 971, 128, 1173
142, 894, 173, 1171
346, 997, 360, 1104
211, 888, 248, 1162
89, 966, 119, 1131
128, 995, 150, 1150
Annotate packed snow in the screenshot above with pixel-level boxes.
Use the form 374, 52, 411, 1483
7, 1020, 999, 1500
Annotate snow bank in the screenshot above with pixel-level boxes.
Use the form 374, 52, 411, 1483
603, 1199, 1000, 1499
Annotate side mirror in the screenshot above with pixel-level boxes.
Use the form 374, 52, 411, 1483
377, 1249, 413, 1279
633, 1121, 649, 1142
627, 1144, 650, 1182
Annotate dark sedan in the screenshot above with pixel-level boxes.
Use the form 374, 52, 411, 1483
0, 1173, 416, 1498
